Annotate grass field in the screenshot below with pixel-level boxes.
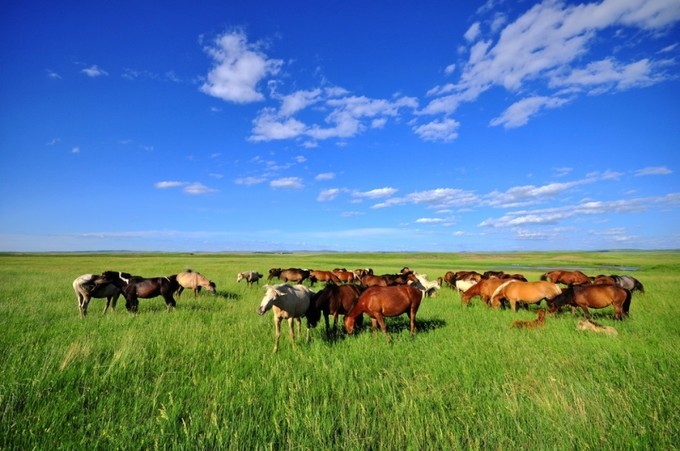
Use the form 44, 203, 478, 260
1, 251, 679, 449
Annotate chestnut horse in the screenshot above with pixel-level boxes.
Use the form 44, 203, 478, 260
257, 284, 317, 353
549, 284, 632, 320
176, 269, 216, 297
461, 278, 508, 306
344, 285, 424, 341
309, 270, 341, 286
312, 282, 364, 335
491, 280, 562, 311
540, 270, 591, 285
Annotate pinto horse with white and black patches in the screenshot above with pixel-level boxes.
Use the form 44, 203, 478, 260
72, 273, 122, 317
100, 271, 179, 314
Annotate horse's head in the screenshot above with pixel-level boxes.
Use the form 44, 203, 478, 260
207, 281, 217, 293
257, 285, 283, 315
343, 314, 356, 334
236, 273, 244, 283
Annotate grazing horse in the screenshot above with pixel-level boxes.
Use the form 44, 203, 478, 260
176, 269, 216, 297
344, 285, 424, 341
72, 273, 122, 317
461, 278, 507, 306
333, 270, 358, 283
237, 271, 263, 287
257, 284, 317, 353
491, 280, 562, 312
540, 270, 591, 285
312, 282, 364, 335
309, 270, 341, 286
549, 284, 632, 320
269, 268, 311, 284
101, 271, 179, 314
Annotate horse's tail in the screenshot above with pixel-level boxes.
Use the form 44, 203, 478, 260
634, 278, 645, 294
623, 288, 633, 316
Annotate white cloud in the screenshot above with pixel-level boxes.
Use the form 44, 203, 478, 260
234, 176, 266, 186
353, 187, 398, 199
270, 177, 304, 189
315, 172, 336, 181
635, 166, 672, 176
201, 30, 282, 103
71, 146, 80, 154
156, 181, 186, 189
46, 69, 61, 79
413, 118, 460, 142
317, 188, 340, 202
464, 22, 481, 42
416, 217, 445, 224
184, 183, 217, 195
81, 65, 108, 77
489, 96, 569, 128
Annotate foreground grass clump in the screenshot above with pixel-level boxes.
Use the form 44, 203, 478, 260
0, 251, 678, 449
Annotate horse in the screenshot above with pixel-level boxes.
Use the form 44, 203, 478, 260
360, 274, 391, 288
176, 269, 216, 297
237, 271, 263, 287
312, 282, 364, 335
460, 278, 507, 306
540, 270, 591, 285
490, 280, 562, 312
576, 317, 618, 336
269, 268, 310, 284
344, 285, 424, 341
309, 270, 341, 286
72, 273, 122, 317
511, 310, 546, 330
410, 273, 441, 297
549, 284, 632, 320
100, 271, 179, 314
602, 275, 644, 293
333, 270, 358, 283
257, 284, 317, 353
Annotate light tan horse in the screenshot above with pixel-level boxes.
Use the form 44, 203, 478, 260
176, 269, 216, 297
491, 280, 562, 311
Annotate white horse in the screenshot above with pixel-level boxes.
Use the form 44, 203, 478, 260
257, 284, 317, 353
72, 273, 121, 317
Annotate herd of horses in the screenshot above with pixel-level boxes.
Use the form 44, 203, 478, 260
73, 265, 644, 353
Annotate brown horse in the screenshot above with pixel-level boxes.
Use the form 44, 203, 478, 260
344, 285, 424, 341
491, 280, 562, 311
101, 271, 179, 313
309, 270, 341, 286
176, 269, 216, 297
540, 270, 591, 285
549, 284, 631, 320
461, 278, 507, 306
333, 270, 358, 283
312, 282, 364, 334
593, 274, 644, 293
511, 310, 546, 329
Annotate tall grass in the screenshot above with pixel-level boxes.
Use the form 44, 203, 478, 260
0, 252, 678, 449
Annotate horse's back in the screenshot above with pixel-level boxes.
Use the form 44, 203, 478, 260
360, 285, 422, 316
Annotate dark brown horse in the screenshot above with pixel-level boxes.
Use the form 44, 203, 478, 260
312, 282, 364, 334
593, 274, 644, 293
540, 270, 591, 285
344, 285, 424, 341
268, 268, 311, 284
101, 271, 179, 313
549, 284, 632, 320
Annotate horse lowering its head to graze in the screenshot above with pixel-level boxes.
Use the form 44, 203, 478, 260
72, 273, 123, 317
268, 268, 282, 280
549, 284, 631, 321
309, 270, 341, 286
237, 271, 263, 287
274, 268, 311, 284
312, 282, 364, 335
257, 284, 317, 353
595, 274, 644, 294
333, 270, 358, 283
461, 278, 507, 307
511, 310, 546, 330
176, 269, 216, 297
540, 270, 591, 285
344, 285, 424, 341
410, 273, 441, 297
491, 280, 562, 311
100, 271, 179, 314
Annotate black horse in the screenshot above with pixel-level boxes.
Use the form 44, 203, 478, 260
101, 271, 179, 313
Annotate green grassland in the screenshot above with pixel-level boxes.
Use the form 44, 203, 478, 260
1, 251, 678, 449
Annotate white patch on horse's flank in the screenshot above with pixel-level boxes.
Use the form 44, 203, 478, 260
119, 272, 130, 284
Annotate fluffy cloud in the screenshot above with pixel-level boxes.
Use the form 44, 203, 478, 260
81, 65, 108, 77
201, 30, 282, 103
270, 177, 304, 189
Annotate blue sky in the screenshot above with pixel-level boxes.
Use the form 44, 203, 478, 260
1, 0, 679, 252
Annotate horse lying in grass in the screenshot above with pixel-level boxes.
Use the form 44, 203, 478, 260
72, 273, 122, 317
257, 284, 318, 353
511, 310, 546, 330
176, 269, 216, 297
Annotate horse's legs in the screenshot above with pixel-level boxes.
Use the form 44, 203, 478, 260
103, 296, 111, 315
295, 317, 302, 340
273, 316, 282, 353
289, 318, 297, 349
409, 309, 417, 336
374, 314, 390, 342
580, 305, 592, 319
510, 299, 517, 312
79, 294, 89, 317
613, 302, 624, 321
177, 286, 184, 297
